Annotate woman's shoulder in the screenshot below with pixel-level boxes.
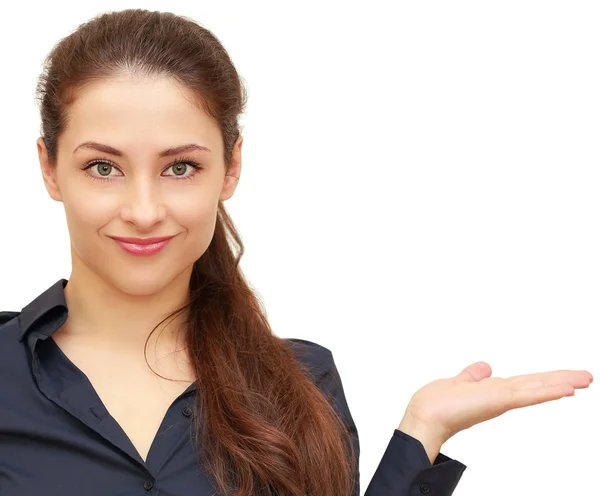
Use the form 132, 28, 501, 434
282, 337, 335, 375
0, 311, 20, 329
0, 311, 21, 346
0, 311, 26, 372
283, 337, 333, 356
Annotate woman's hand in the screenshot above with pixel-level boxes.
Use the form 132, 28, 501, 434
397, 361, 593, 463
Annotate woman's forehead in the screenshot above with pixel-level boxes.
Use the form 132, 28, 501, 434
62, 77, 221, 154
69, 76, 206, 120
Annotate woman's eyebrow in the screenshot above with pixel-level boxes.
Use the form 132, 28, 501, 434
72, 141, 212, 157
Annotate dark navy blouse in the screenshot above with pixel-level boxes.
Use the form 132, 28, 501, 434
0, 279, 466, 495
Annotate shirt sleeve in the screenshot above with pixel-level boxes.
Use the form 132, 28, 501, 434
316, 350, 467, 496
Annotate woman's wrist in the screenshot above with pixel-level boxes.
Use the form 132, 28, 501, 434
397, 413, 445, 464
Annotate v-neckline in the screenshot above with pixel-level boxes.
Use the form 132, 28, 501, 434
43, 335, 197, 466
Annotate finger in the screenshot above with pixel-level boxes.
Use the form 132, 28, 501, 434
510, 383, 575, 409
508, 370, 592, 389
455, 361, 492, 383
526, 377, 591, 391
508, 369, 591, 381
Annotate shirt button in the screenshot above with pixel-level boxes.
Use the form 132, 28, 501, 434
419, 483, 431, 494
143, 479, 155, 491
182, 405, 193, 418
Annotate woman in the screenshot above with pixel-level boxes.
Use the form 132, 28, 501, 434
0, 9, 592, 496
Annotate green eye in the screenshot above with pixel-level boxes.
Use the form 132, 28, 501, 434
171, 163, 187, 176
97, 164, 113, 176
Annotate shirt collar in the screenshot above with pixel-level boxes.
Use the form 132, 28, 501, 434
19, 279, 69, 343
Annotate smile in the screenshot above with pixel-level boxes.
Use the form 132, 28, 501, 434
109, 236, 174, 257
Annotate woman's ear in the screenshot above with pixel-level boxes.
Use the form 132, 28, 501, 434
220, 135, 242, 201
37, 137, 62, 202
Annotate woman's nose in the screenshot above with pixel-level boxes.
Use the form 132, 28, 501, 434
119, 180, 167, 231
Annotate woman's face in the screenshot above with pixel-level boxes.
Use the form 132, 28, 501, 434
37, 75, 242, 296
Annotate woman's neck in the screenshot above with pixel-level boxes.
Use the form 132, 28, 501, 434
60, 260, 191, 352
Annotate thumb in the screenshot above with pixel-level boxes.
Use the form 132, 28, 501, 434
455, 361, 492, 382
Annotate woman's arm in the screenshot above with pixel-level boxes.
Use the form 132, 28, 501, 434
316, 347, 592, 496
314, 348, 466, 496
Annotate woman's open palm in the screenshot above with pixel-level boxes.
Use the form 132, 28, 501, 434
404, 361, 593, 444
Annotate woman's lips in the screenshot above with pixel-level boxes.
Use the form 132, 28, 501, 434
109, 236, 174, 256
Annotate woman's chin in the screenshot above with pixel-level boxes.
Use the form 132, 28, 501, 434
102, 267, 190, 298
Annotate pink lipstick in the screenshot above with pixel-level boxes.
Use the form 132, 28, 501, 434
109, 236, 174, 256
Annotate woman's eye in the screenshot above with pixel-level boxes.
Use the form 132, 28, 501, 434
163, 162, 197, 177
171, 164, 187, 176
86, 162, 121, 178
96, 164, 114, 176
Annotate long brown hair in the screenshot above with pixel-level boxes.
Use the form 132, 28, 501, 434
34, 9, 356, 496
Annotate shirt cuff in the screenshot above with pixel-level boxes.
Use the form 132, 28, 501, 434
364, 429, 467, 496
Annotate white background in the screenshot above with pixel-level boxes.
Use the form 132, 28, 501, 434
0, 1, 598, 495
